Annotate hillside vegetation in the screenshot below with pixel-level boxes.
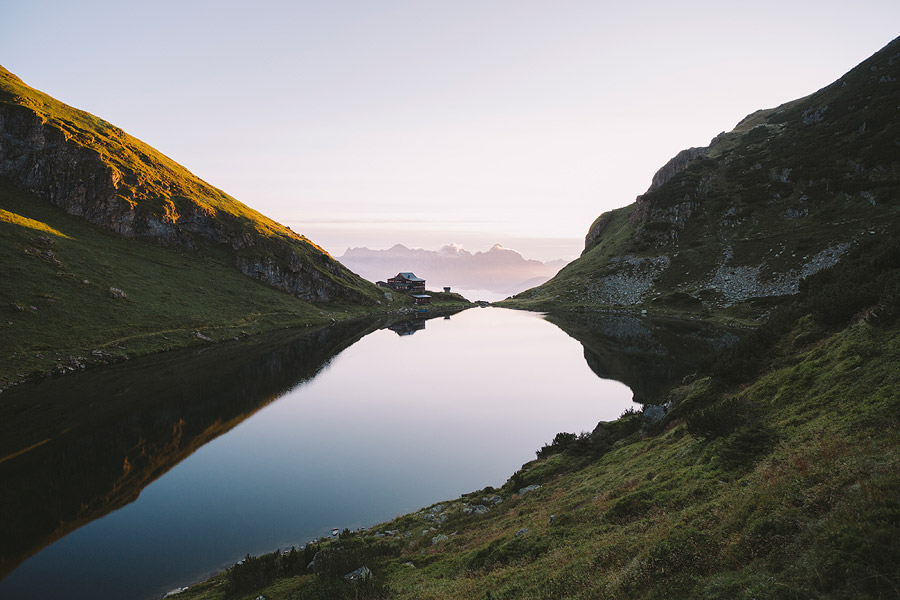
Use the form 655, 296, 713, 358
502, 36, 900, 321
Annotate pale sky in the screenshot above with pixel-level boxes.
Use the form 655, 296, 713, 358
2, 1, 898, 261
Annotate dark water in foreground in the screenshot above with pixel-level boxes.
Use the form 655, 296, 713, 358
0, 307, 732, 599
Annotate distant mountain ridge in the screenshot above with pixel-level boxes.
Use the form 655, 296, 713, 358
506, 36, 900, 316
339, 243, 567, 295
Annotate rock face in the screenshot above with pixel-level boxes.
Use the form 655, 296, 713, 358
0, 68, 373, 304
583, 211, 614, 254
0, 103, 191, 244
647, 145, 710, 193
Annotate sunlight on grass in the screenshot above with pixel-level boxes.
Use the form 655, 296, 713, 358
0, 209, 71, 239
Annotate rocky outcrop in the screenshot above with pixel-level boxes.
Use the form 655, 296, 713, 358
237, 250, 362, 303
584, 211, 613, 253
647, 146, 708, 193
2, 105, 130, 229
0, 92, 372, 304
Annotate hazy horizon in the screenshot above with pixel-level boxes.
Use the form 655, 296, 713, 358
2, 1, 899, 259
312, 226, 581, 263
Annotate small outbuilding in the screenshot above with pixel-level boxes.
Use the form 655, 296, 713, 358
411, 294, 432, 305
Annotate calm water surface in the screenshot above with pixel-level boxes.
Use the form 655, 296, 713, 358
1, 308, 640, 600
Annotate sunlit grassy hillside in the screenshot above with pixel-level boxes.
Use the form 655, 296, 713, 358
0, 65, 385, 307
0, 180, 470, 387
0, 66, 308, 244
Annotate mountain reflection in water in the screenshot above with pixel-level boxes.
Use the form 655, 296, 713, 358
0, 308, 734, 600
0, 315, 428, 579
545, 312, 739, 404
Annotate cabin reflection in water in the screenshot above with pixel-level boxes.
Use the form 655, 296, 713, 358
388, 319, 427, 336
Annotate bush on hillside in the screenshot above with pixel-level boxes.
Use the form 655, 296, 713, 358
685, 397, 750, 440
715, 422, 778, 469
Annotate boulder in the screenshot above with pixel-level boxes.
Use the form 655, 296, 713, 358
642, 404, 666, 426
343, 566, 372, 583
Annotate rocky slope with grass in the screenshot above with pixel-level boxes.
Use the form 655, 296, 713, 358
0, 66, 377, 305
503, 36, 900, 320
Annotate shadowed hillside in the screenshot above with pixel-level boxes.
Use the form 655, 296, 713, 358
503, 36, 900, 321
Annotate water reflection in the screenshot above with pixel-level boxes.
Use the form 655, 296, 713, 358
0, 314, 447, 580
387, 315, 427, 336
0, 308, 727, 599
544, 312, 739, 403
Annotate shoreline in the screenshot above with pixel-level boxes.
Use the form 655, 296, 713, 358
0, 296, 474, 394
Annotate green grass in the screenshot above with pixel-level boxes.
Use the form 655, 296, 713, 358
0, 180, 470, 386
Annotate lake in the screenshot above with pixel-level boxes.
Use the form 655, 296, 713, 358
0, 307, 731, 599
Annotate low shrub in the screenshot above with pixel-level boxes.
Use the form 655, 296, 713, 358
715, 422, 777, 469
685, 397, 750, 440
467, 534, 550, 572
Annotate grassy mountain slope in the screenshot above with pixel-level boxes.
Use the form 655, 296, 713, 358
0, 65, 383, 303
503, 36, 900, 320
0, 179, 357, 386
